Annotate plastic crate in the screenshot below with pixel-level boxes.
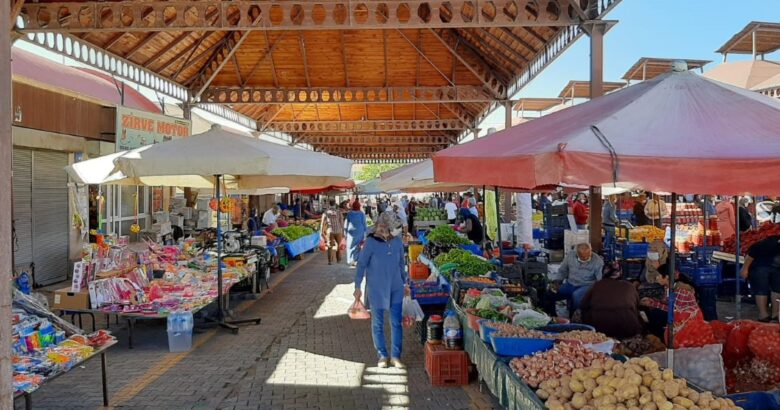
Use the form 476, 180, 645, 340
532, 228, 543, 239
458, 243, 482, 256
621, 242, 649, 259
545, 204, 568, 216
425, 342, 470, 386
498, 263, 523, 280
544, 227, 565, 240
417, 231, 428, 245
726, 391, 780, 410
694, 245, 721, 261
544, 238, 564, 250
545, 215, 569, 229
411, 277, 450, 305
523, 260, 548, 276
478, 319, 500, 343
490, 334, 554, 357
692, 264, 721, 286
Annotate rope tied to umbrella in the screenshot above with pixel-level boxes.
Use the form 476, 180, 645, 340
590, 125, 620, 187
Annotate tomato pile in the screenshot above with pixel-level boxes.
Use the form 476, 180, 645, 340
722, 222, 780, 255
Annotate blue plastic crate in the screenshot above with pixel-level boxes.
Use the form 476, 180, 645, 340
726, 390, 780, 410
458, 243, 482, 256
411, 280, 450, 305
490, 334, 554, 357
623, 261, 644, 279
417, 231, 428, 245
532, 228, 543, 239
478, 319, 500, 343
694, 245, 721, 260
544, 227, 565, 240
621, 242, 649, 259
545, 216, 569, 229
692, 264, 721, 286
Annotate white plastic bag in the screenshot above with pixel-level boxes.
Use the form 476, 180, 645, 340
402, 296, 424, 323
645, 344, 727, 395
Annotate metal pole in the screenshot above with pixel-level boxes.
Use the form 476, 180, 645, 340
667, 192, 678, 370
0, 0, 14, 405
495, 187, 503, 263
752, 31, 757, 60
703, 195, 708, 259
735, 196, 742, 319
216, 175, 224, 321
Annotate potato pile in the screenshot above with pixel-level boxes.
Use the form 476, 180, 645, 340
537, 357, 742, 410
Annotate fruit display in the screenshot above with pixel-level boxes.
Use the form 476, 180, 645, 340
722, 222, 780, 255
510, 343, 611, 388
271, 226, 315, 242
416, 206, 447, 222
537, 357, 743, 410
426, 225, 470, 246
627, 225, 666, 242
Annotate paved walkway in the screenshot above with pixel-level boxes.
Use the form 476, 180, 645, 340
19, 253, 498, 410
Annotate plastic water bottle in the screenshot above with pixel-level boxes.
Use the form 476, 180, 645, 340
443, 310, 462, 350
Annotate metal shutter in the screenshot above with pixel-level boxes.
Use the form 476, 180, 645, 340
12, 148, 33, 270
31, 151, 69, 286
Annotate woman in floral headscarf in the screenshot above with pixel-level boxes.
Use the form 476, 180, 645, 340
353, 211, 410, 369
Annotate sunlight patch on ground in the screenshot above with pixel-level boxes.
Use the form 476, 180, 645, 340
266, 348, 365, 388
313, 283, 358, 319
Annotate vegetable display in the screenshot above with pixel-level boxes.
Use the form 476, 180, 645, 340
511, 343, 610, 388
271, 226, 315, 242
614, 335, 666, 358
416, 207, 447, 221
512, 316, 551, 330
426, 225, 470, 246
537, 357, 742, 410
722, 222, 780, 255
627, 225, 666, 242
556, 330, 609, 344
433, 248, 494, 277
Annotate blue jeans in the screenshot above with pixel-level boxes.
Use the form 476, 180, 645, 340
603, 225, 616, 255
552, 282, 593, 312
371, 303, 403, 359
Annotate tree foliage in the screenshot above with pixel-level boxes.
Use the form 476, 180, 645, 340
354, 163, 405, 182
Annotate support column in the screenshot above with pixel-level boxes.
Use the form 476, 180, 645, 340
1, 1, 14, 406
501, 100, 514, 225
181, 102, 193, 120
586, 21, 607, 252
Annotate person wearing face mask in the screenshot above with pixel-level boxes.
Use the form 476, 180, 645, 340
547, 243, 604, 316
353, 212, 410, 369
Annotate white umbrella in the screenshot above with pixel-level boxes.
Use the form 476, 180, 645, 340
67, 124, 353, 189
378, 159, 469, 193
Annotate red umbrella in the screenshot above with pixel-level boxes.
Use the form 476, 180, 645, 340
433, 67, 780, 195
291, 179, 355, 195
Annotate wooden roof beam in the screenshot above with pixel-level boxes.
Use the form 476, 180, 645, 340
301, 135, 457, 146
202, 85, 492, 104
429, 28, 507, 99
269, 119, 466, 133
20, 1, 583, 32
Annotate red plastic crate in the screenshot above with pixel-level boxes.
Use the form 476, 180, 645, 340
425, 343, 470, 386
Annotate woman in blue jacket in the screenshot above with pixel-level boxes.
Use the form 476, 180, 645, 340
354, 211, 409, 369
344, 200, 368, 267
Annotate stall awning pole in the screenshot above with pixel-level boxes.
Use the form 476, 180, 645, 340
667, 192, 678, 370
735, 196, 742, 320
495, 187, 503, 263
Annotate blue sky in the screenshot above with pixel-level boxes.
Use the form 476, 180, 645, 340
479, 0, 780, 131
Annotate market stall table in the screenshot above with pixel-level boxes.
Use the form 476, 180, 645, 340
14, 340, 117, 410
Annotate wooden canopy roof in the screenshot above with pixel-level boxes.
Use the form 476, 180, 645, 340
717, 21, 780, 57
622, 57, 711, 81
558, 80, 625, 99
513, 97, 563, 112
17, 0, 621, 162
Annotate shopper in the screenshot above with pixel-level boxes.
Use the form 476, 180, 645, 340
406, 197, 418, 235
364, 196, 374, 219
740, 235, 780, 322
353, 211, 410, 369
717, 196, 736, 243
641, 263, 701, 341
644, 239, 669, 284
633, 194, 650, 226
580, 261, 643, 340
602, 195, 619, 252
444, 195, 458, 223
644, 194, 669, 228
391, 199, 408, 228
344, 201, 368, 267
739, 197, 753, 232
292, 198, 302, 220
572, 193, 589, 230
459, 207, 484, 245
262, 205, 280, 227
547, 243, 604, 315
320, 200, 345, 265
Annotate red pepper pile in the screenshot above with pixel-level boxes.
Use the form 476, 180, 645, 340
722, 222, 780, 255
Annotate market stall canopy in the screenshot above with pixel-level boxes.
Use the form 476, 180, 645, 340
433, 64, 780, 195
622, 57, 710, 82
355, 178, 387, 195
378, 159, 470, 193
67, 124, 353, 189
703, 60, 780, 90
291, 180, 356, 195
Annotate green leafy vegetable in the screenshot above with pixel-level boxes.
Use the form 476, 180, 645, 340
272, 226, 315, 242
426, 225, 470, 246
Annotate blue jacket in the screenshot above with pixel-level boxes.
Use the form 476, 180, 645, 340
345, 211, 367, 237
355, 235, 407, 310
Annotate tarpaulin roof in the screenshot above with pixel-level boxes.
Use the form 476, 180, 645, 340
703, 60, 780, 90
12, 47, 160, 113
433, 69, 780, 195
378, 159, 469, 193
291, 180, 355, 195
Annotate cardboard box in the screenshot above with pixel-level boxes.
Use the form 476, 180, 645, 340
53, 287, 91, 310
153, 211, 170, 223
170, 214, 184, 227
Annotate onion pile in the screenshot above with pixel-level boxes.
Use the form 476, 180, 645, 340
509, 343, 609, 388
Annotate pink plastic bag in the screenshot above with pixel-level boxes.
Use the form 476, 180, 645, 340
348, 298, 371, 320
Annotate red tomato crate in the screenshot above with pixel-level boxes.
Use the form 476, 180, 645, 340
424, 343, 470, 386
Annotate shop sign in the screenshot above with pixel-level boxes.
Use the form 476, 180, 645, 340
115, 107, 191, 151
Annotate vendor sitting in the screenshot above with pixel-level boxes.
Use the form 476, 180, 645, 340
580, 261, 642, 340
262, 206, 281, 229
640, 263, 701, 341
547, 243, 604, 316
